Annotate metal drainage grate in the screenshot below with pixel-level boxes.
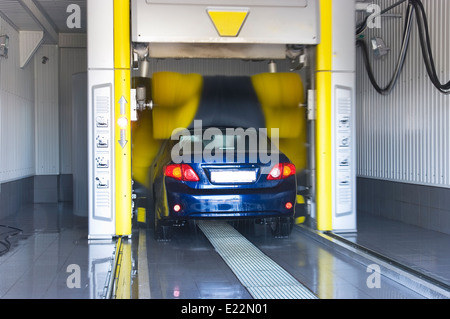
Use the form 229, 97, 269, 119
198, 220, 318, 299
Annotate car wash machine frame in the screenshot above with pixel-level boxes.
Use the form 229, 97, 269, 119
87, 0, 357, 239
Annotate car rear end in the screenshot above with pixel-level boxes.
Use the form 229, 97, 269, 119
162, 129, 297, 221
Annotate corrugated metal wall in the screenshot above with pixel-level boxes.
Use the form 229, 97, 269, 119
34, 44, 59, 175
0, 17, 35, 183
0, 22, 87, 183
59, 37, 87, 175
356, 0, 450, 188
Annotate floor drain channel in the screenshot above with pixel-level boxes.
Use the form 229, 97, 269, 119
198, 220, 318, 299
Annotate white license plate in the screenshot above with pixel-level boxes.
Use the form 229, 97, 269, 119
210, 170, 257, 183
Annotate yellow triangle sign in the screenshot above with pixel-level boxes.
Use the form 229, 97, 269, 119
207, 10, 249, 37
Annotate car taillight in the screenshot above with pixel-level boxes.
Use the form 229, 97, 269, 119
165, 164, 200, 182
182, 164, 200, 181
267, 163, 296, 180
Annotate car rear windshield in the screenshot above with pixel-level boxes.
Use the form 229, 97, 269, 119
175, 128, 278, 154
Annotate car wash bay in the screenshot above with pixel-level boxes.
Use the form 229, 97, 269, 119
1, 0, 450, 300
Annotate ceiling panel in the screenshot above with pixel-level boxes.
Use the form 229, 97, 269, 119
37, 0, 86, 33
0, 0, 42, 31
0, 0, 86, 33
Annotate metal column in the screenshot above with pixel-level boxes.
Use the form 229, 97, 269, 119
88, 0, 132, 239
113, 0, 132, 237
316, 0, 357, 232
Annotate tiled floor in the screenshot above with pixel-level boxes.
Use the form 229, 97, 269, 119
140, 223, 252, 299
240, 222, 428, 299
1, 202, 449, 299
0, 203, 94, 299
140, 219, 434, 299
339, 213, 450, 286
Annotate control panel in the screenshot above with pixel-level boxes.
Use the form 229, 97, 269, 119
334, 85, 356, 228
91, 84, 114, 222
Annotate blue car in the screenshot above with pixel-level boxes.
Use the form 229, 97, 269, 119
145, 127, 298, 240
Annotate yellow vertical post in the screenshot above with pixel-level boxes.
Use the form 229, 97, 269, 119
114, 0, 131, 236
115, 240, 132, 299
316, 0, 333, 231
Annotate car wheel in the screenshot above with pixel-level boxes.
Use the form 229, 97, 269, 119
153, 202, 172, 241
271, 217, 294, 238
233, 219, 255, 235
154, 221, 172, 241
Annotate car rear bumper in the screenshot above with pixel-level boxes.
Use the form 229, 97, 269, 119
163, 178, 296, 220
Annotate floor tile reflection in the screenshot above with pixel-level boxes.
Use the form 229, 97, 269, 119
339, 214, 450, 286
143, 224, 252, 299
0, 203, 113, 299
240, 223, 426, 299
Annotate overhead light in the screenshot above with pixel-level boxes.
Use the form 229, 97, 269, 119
371, 37, 390, 58
0, 35, 9, 59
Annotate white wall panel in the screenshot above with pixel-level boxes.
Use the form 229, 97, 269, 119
34, 44, 59, 175
59, 46, 87, 174
59, 33, 87, 48
0, 16, 35, 183
19, 30, 43, 68
356, 0, 450, 188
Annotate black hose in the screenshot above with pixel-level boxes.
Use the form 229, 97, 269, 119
357, 3, 414, 95
357, 0, 450, 95
409, 0, 450, 93
0, 225, 23, 257
356, 0, 408, 36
